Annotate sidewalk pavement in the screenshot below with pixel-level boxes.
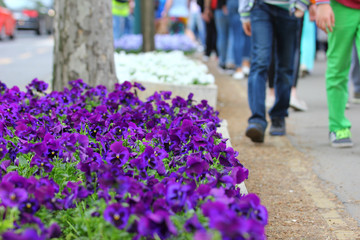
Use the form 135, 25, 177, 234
210, 55, 360, 223
287, 59, 360, 224
202, 55, 360, 238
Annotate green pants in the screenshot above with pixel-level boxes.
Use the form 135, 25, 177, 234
326, 0, 360, 132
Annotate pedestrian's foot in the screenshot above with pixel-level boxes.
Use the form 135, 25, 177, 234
290, 96, 308, 111
245, 123, 265, 143
242, 66, 250, 76
329, 128, 353, 148
353, 92, 360, 104
233, 71, 245, 80
217, 65, 234, 75
269, 118, 286, 136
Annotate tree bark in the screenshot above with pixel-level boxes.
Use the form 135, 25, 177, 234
140, 0, 155, 52
52, 0, 117, 91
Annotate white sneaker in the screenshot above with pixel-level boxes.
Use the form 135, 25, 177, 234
233, 71, 245, 80
242, 66, 250, 76
290, 96, 308, 111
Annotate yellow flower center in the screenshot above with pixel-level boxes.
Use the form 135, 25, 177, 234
26, 203, 32, 208
10, 194, 16, 201
113, 214, 120, 220
41, 163, 44, 166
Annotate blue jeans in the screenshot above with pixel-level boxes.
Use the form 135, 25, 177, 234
113, 15, 134, 41
188, 12, 206, 46
350, 42, 360, 94
214, 9, 229, 66
248, 1, 298, 129
227, 0, 250, 68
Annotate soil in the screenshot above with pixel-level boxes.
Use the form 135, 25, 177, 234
202, 58, 360, 240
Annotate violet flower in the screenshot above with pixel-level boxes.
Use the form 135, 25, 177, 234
0, 182, 28, 207
106, 141, 129, 166
104, 203, 129, 230
0, 144, 8, 160
138, 210, 177, 239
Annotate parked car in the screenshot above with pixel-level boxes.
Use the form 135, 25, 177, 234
0, 5, 16, 40
3, 0, 54, 35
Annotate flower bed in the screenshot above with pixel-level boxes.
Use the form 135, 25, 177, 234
0, 79, 267, 239
114, 34, 197, 53
115, 51, 217, 108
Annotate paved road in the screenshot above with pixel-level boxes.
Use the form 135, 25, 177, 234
0, 31, 53, 91
287, 59, 360, 223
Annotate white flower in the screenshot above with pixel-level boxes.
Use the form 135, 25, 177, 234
114, 51, 214, 86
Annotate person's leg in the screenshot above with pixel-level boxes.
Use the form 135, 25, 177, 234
269, 7, 298, 121
292, 18, 303, 88
196, 13, 206, 46
119, 16, 126, 37
326, 0, 359, 134
300, 11, 316, 73
113, 15, 121, 41
227, 26, 235, 66
247, 2, 273, 131
205, 21, 212, 57
349, 42, 360, 102
228, 13, 242, 68
290, 17, 308, 111
214, 9, 229, 68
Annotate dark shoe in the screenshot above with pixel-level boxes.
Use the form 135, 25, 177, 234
269, 118, 286, 136
246, 123, 265, 143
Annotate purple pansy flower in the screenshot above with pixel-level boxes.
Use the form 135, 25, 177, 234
0, 182, 28, 207
106, 141, 129, 166
104, 203, 129, 229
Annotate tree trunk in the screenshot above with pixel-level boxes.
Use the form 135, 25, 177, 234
52, 0, 117, 91
140, 0, 155, 52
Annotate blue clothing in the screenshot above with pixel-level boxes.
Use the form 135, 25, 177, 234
300, 11, 316, 71
350, 43, 360, 94
247, 0, 298, 129
188, 11, 206, 45
227, 0, 250, 68
113, 15, 133, 41
156, 0, 167, 19
168, 0, 189, 17
239, 0, 310, 22
214, 9, 229, 66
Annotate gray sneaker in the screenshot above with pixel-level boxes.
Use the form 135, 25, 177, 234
269, 118, 286, 136
329, 129, 353, 148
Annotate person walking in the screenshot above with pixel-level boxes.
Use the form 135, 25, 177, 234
162, 0, 190, 34
199, 0, 218, 61
240, 0, 309, 143
112, 0, 133, 41
226, 0, 250, 80
315, 0, 360, 147
213, 0, 232, 73
188, 0, 206, 47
